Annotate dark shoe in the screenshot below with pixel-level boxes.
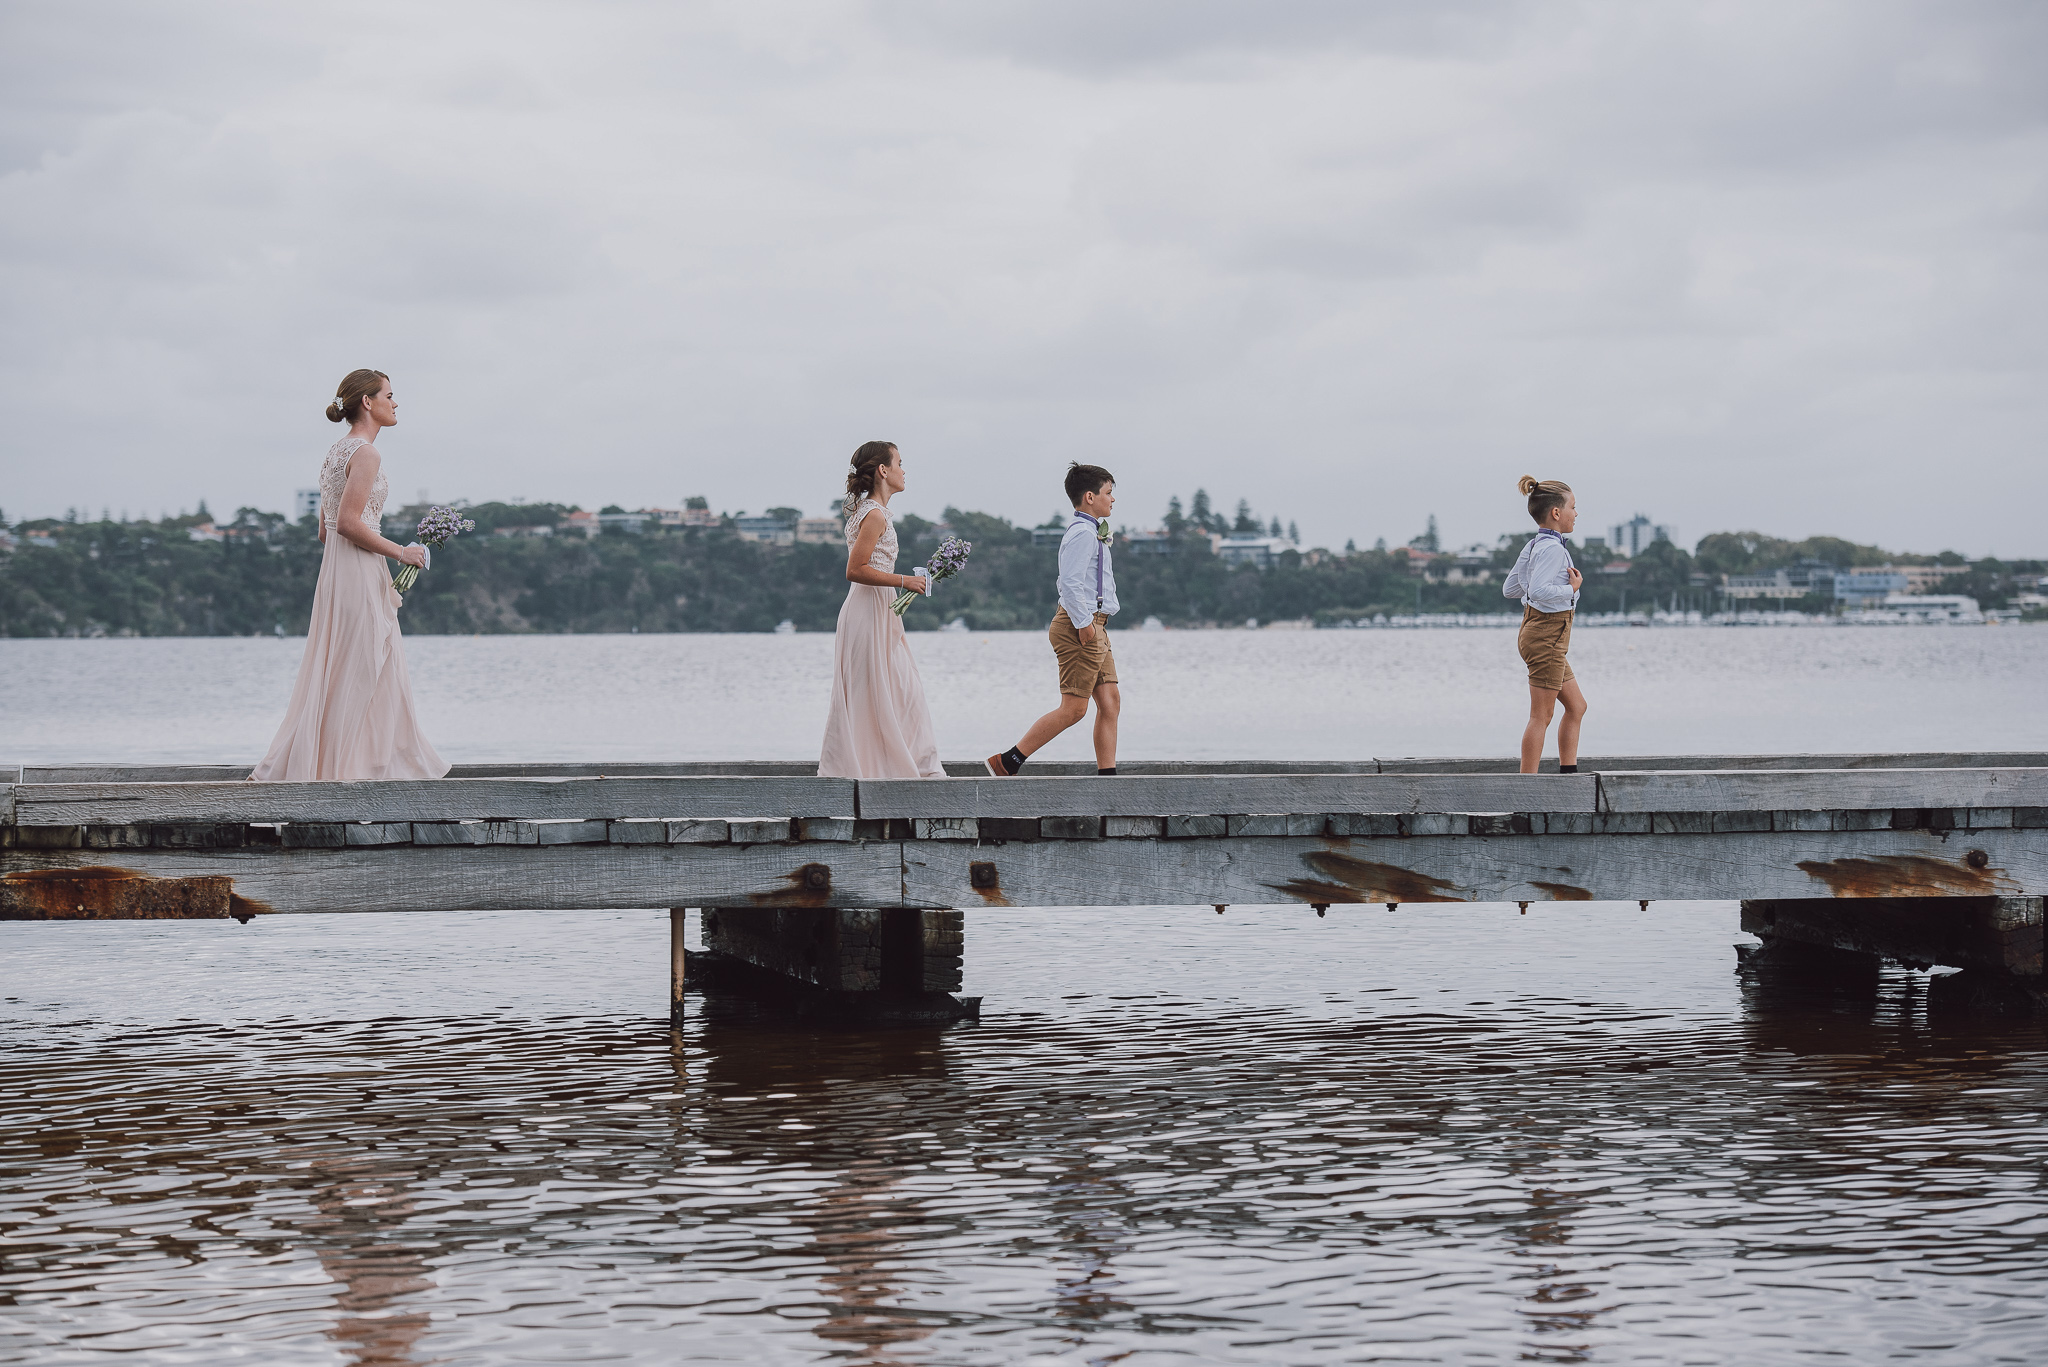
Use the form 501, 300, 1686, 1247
985, 753, 1017, 777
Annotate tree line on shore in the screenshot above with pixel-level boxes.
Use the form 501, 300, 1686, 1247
0, 497, 2035, 637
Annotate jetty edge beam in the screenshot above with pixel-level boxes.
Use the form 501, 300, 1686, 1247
4, 756, 2042, 1014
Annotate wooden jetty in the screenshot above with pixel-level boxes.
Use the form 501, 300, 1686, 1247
5, 754, 2044, 1015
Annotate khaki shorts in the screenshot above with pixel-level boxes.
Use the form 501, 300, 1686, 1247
1518, 605, 1575, 691
1050, 609, 1118, 697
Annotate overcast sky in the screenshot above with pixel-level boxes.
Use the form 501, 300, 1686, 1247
4, 1, 2044, 555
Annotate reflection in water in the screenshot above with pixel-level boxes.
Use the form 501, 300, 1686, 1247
695, 1011, 955, 1363
1, 905, 2044, 1365
301, 1152, 435, 1367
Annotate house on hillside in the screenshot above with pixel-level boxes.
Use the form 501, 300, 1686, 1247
1724, 561, 1837, 602
1426, 544, 1496, 584
1215, 533, 1299, 569
1833, 568, 1910, 606
1397, 547, 1446, 577
660, 499, 722, 529
734, 515, 795, 546
1895, 564, 1971, 593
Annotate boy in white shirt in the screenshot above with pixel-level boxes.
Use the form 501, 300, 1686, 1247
1502, 475, 1588, 774
987, 463, 1121, 776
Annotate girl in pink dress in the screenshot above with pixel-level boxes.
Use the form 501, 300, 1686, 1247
251, 370, 448, 781
818, 441, 944, 779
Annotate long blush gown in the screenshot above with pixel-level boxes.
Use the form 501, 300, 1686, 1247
817, 498, 944, 779
251, 437, 448, 781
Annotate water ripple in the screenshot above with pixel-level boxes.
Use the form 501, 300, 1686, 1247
3, 905, 2045, 1365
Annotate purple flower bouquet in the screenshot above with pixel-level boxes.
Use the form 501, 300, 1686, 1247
892, 535, 971, 615
393, 506, 476, 595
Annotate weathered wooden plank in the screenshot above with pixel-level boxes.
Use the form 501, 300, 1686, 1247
857, 774, 1599, 819
4, 842, 907, 912
446, 762, 824, 779
1, 867, 234, 920
939, 760, 1383, 777
18, 762, 827, 783
19, 765, 252, 784
1600, 769, 2048, 813
4, 825, 81, 849
536, 820, 609, 846
23, 752, 2048, 791
903, 829, 2045, 907
82, 824, 155, 850
413, 821, 539, 846
1378, 752, 2048, 774
13, 776, 858, 826
8, 826, 2044, 910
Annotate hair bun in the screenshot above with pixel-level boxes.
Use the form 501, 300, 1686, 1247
325, 401, 345, 423
1516, 475, 1539, 496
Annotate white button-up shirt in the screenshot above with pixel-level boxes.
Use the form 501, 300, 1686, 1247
1058, 514, 1119, 629
1503, 530, 1579, 614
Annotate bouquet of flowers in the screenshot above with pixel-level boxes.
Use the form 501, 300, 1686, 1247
393, 506, 476, 595
892, 535, 971, 615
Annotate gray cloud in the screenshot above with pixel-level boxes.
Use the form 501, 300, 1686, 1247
1, 0, 2043, 556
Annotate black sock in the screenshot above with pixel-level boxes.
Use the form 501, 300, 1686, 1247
1002, 747, 1027, 774
1098, 766, 1117, 776
1558, 764, 1577, 774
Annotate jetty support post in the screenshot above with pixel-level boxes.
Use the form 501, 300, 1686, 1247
698, 907, 972, 1017
670, 908, 688, 1027
1740, 896, 2045, 1005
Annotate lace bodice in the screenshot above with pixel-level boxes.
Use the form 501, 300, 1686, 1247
845, 497, 897, 572
319, 437, 385, 531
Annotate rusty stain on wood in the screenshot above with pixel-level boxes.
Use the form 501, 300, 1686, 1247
1266, 850, 1465, 904
746, 862, 837, 908
0, 865, 235, 919
966, 861, 1012, 907
1795, 854, 2013, 898
1528, 880, 1594, 901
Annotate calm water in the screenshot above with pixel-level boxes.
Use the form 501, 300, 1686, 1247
5, 624, 2048, 764
4, 629, 2047, 1365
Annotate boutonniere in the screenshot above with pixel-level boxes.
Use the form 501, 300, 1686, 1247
1096, 519, 1112, 545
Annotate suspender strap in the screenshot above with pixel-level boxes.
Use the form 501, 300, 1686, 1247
1074, 514, 1104, 608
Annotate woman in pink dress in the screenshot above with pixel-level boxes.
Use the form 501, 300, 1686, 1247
251, 370, 448, 781
818, 441, 944, 779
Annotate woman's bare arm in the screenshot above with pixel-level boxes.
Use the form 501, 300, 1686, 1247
843, 509, 926, 592
336, 446, 426, 567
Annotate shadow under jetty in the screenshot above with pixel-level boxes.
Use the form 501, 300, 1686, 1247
685, 907, 980, 1025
